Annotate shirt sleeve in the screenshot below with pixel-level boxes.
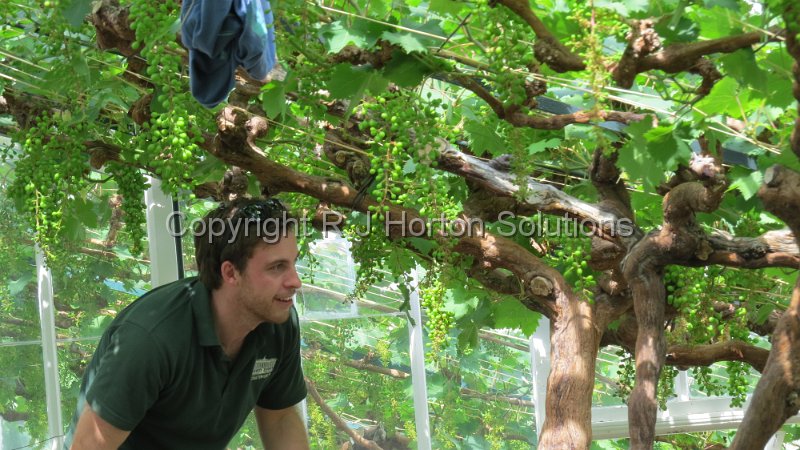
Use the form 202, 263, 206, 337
84, 323, 168, 431
257, 309, 307, 409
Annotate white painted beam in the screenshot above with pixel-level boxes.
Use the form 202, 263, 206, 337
36, 247, 63, 449
529, 317, 550, 438
408, 270, 431, 450
144, 176, 179, 287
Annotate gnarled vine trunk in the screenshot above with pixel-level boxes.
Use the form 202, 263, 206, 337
733, 166, 800, 448
539, 297, 602, 449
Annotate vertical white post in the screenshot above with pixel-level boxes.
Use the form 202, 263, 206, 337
408, 271, 431, 450
145, 176, 179, 287
675, 370, 691, 401
764, 431, 785, 450
36, 247, 63, 449
529, 317, 550, 439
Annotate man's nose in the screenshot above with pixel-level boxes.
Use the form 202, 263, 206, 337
286, 265, 302, 289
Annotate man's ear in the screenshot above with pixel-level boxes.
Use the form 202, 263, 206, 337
220, 261, 240, 284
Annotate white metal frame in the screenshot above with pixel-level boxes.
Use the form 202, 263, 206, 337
407, 269, 432, 450
36, 246, 63, 450
144, 176, 180, 287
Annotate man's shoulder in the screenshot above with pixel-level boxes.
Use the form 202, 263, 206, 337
114, 277, 207, 335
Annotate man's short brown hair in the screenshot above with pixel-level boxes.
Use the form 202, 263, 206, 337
194, 198, 295, 290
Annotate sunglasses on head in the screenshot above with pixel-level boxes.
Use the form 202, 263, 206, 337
240, 199, 286, 219
218, 199, 288, 221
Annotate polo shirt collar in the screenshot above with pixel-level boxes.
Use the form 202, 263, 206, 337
189, 278, 221, 347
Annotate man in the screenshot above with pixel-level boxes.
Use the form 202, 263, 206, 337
64, 198, 309, 449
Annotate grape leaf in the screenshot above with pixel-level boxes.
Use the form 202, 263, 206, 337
617, 122, 692, 189
319, 21, 371, 53
727, 166, 763, 200
381, 31, 428, 54
443, 287, 479, 320
464, 120, 504, 156
61, 0, 93, 29
695, 78, 748, 116
528, 138, 562, 155
326, 64, 388, 99
429, 0, 466, 15
383, 52, 433, 87
720, 49, 767, 91
492, 299, 542, 336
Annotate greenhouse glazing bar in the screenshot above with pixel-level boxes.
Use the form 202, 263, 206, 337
36, 246, 63, 450
407, 271, 432, 450
144, 176, 180, 287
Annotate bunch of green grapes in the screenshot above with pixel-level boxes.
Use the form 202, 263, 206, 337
565, 2, 627, 51
105, 161, 147, 254
331, 319, 357, 353
692, 366, 724, 397
4, 116, 89, 259
356, 92, 455, 222
471, 0, 536, 107
726, 361, 750, 407
657, 365, 678, 410
481, 403, 508, 449
419, 271, 453, 351
545, 235, 597, 302
135, 110, 205, 194
431, 383, 462, 450
129, 0, 203, 195
615, 348, 636, 400
665, 266, 752, 345
304, 372, 339, 449
313, 406, 339, 449
345, 224, 388, 302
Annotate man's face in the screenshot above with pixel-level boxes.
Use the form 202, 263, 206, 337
236, 233, 302, 324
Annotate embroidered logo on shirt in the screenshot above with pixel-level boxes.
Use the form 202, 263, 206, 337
251, 357, 277, 381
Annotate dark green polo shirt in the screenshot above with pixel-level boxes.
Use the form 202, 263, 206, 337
63, 277, 307, 450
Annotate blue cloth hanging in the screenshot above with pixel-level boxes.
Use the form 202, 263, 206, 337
180, 0, 277, 108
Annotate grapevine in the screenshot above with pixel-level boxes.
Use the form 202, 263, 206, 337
616, 348, 636, 400
419, 267, 454, 351
471, 1, 535, 108
657, 365, 678, 409
129, 0, 205, 196
105, 161, 147, 255
355, 91, 457, 223
3, 115, 89, 260
544, 234, 597, 302
726, 361, 750, 407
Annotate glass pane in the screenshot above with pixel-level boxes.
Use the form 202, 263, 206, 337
53, 257, 149, 342
427, 328, 536, 449
1, 191, 39, 342
303, 315, 413, 449
297, 237, 356, 317
57, 338, 100, 440
0, 344, 47, 449
594, 346, 631, 407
